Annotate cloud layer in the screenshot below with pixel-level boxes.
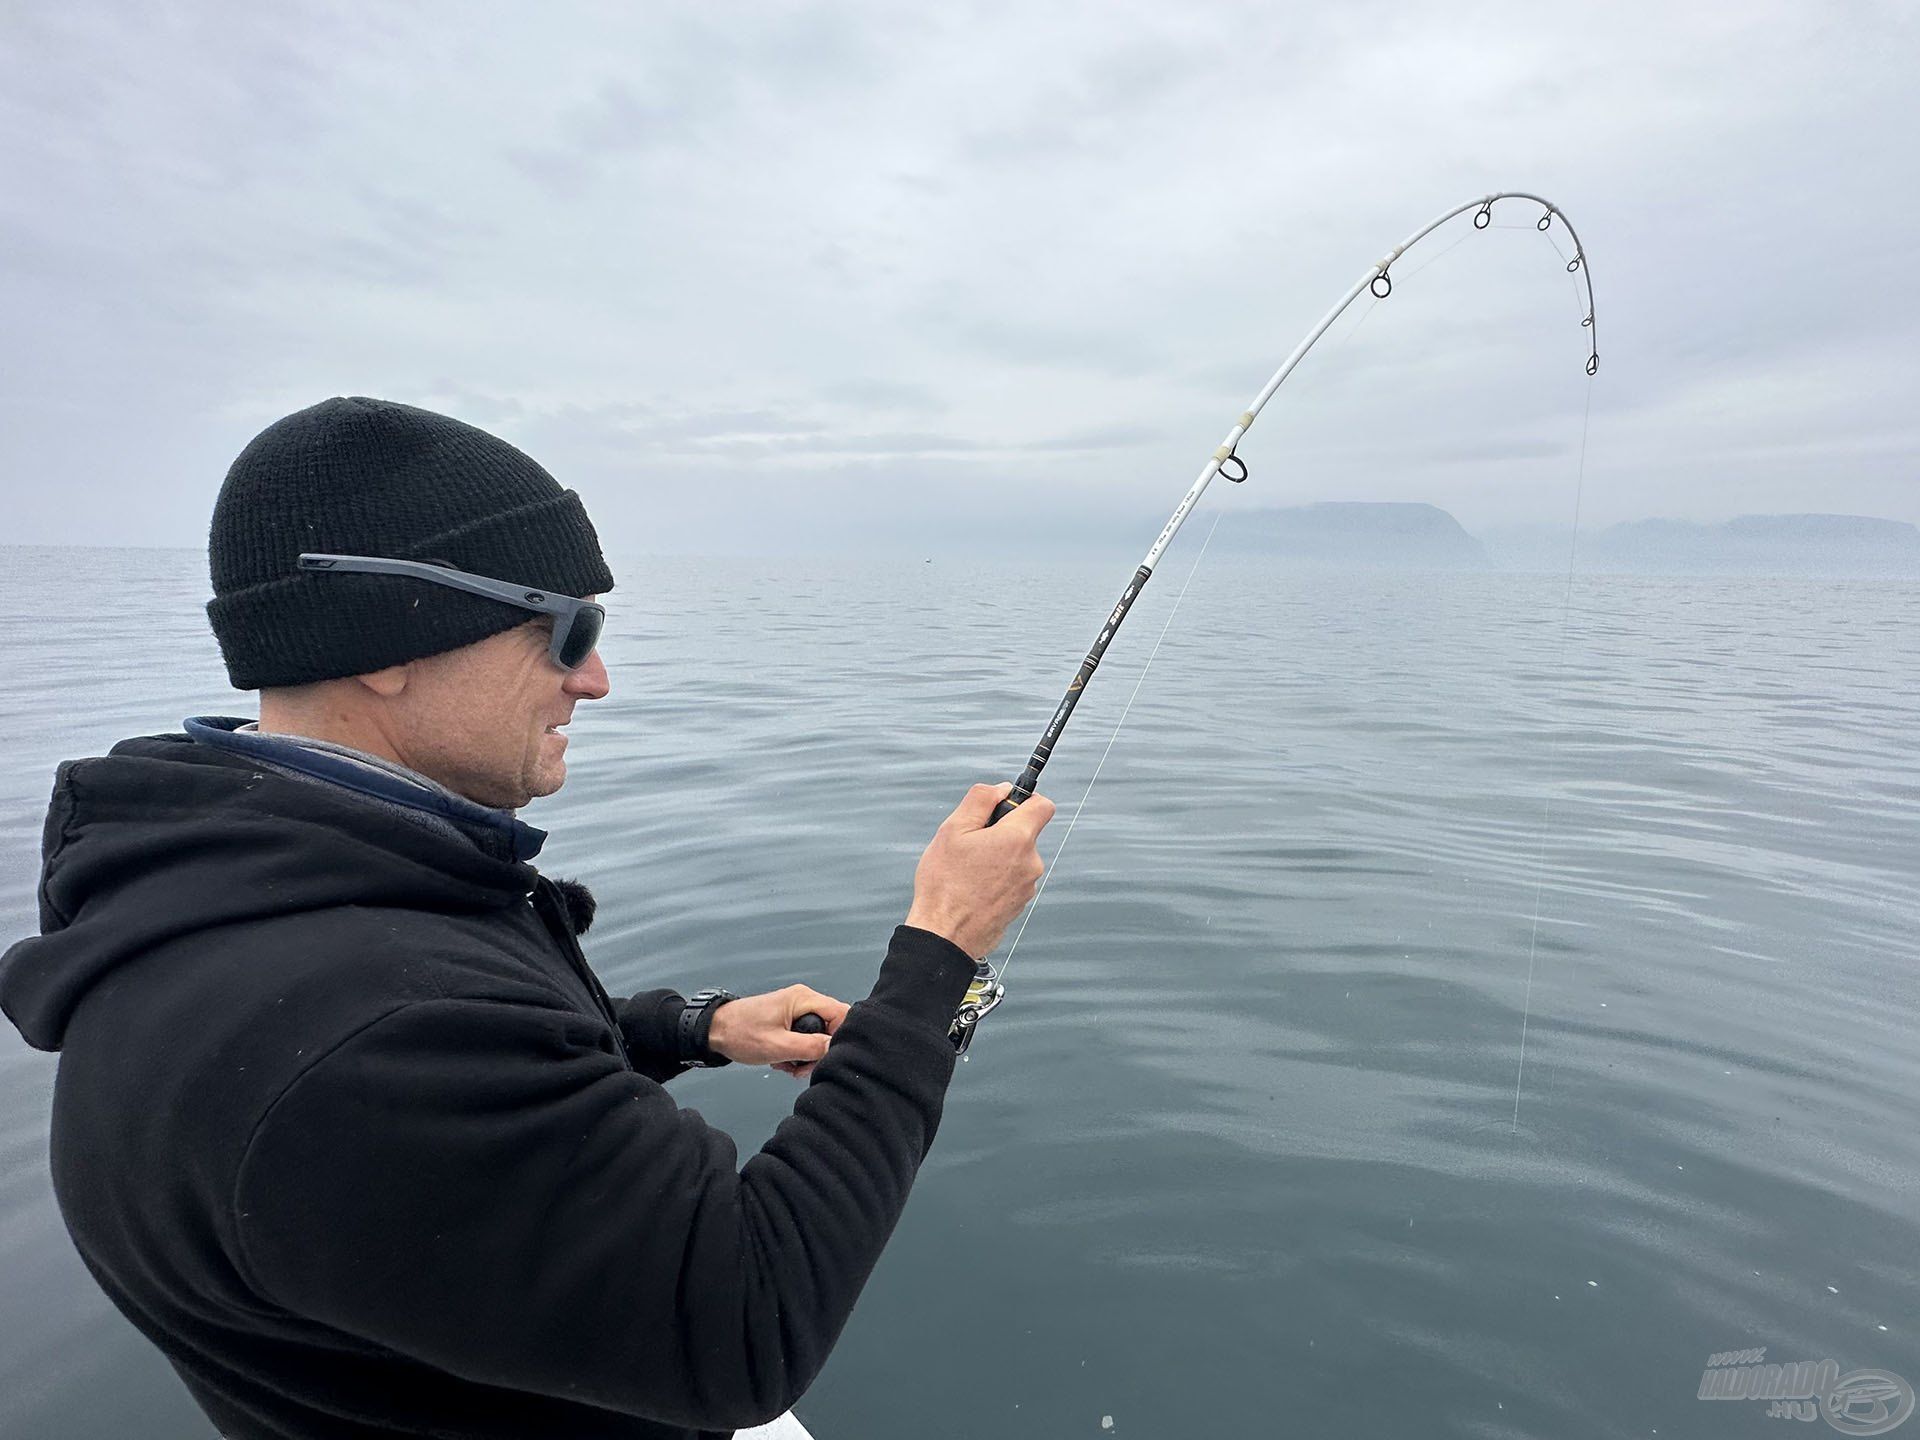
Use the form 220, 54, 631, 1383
4, 1, 1916, 554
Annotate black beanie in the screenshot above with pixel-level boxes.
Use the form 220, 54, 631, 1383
206, 397, 615, 689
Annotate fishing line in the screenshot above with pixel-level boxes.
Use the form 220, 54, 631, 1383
995, 507, 1227, 987
1512, 324, 1596, 1126
995, 283, 1403, 986
918, 192, 1600, 1057
1397, 228, 1473, 281
994, 227, 1496, 988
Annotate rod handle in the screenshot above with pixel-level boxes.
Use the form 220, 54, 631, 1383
988, 773, 1039, 827
796, 782, 1027, 1038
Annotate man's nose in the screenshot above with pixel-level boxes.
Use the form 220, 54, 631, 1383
564, 646, 611, 700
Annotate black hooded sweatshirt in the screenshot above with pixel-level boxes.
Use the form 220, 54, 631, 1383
0, 729, 976, 1439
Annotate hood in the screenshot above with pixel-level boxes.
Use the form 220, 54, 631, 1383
1, 731, 538, 1052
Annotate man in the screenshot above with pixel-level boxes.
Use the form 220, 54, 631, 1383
0, 397, 1055, 1439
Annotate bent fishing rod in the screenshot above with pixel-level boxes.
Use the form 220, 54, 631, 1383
930, 191, 1601, 1056
792, 194, 1598, 1055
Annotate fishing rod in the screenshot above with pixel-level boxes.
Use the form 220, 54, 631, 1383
937, 191, 1601, 1056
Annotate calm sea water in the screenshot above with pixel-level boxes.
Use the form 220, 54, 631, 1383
1, 544, 1915, 1439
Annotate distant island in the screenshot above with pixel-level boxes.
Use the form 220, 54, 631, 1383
1220, 505, 1920, 577
1480, 513, 1920, 576
1216, 502, 1489, 568
1571, 514, 1920, 576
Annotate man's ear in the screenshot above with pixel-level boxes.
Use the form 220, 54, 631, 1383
353, 663, 410, 698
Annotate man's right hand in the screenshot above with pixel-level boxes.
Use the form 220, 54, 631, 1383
904, 782, 1057, 960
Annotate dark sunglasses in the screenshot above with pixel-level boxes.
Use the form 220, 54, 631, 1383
297, 553, 606, 671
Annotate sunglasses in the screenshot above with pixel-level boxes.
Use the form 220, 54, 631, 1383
297, 553, 606, 671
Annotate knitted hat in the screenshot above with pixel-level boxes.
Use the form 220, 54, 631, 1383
206, 397, 615, 689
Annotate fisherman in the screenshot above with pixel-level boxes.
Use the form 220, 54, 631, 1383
0, 397, 1055, 1439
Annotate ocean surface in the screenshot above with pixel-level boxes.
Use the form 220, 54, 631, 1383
1, 543, 1915, 1439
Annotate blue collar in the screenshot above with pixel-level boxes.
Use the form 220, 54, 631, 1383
183, 717, 548, 863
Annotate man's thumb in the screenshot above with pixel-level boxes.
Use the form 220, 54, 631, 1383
998, 789, 1056, 837
950, 781, 1014, 830
793, 1034, 832, 1063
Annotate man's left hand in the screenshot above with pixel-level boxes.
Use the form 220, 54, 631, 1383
705, 985, 851, 1080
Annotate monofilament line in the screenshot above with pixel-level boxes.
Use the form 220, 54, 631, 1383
993, 288, 1383, 990
996, 509, 1228, 984
1512, 372, 1594, 1128
996, 264, 1420, 985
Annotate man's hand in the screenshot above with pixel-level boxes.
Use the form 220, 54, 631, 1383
705, 985, 851, 1080
905, 782, 1057, 960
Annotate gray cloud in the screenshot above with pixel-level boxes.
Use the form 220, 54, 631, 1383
813, 376, 946, 414
2, 0, 1916, 556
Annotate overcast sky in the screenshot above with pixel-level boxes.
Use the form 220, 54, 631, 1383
4, 1, 1916, 555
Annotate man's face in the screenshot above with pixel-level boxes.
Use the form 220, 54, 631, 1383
387, 601, 610, 809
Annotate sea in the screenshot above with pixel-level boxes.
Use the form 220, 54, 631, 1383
1, 543, 1915, 1439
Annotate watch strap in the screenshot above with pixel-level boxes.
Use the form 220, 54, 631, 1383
677, 988, 736, 1068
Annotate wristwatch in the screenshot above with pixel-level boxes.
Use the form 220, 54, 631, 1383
677, 987, 738, 1068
